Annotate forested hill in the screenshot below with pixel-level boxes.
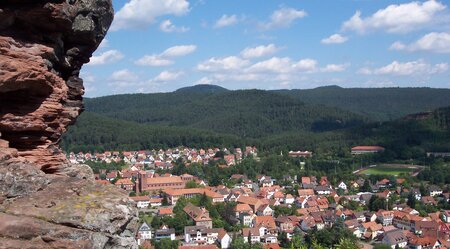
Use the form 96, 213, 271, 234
275, 86, 450, 121
62, 86, 450, 153
84, 89, 366, 138
174, 84, 228, 93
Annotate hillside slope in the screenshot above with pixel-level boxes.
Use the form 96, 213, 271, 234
84, 89, 366, 138
275, 86, 450, 121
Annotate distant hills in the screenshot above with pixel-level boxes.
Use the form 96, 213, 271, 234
62, 85, 450, 155
83, 89, 365, 137
174, 84, 228, 94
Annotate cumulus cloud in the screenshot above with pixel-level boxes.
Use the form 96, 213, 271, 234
196, 52, 348, 87
293, 59, 318, 72
135, 45, 197, 67
389, 41, 407, 51
197, 56, 250, 72
196, 77, 213, 85
240, 44, 280, 59
110, 69, 139, 82
390, 32, 450, 53
159, 19, 189, 33
320, 63, 350, 72
342, 0, 447, 34
248, 57, 294, 73
112, 0, 190, 31
160, 45, 197, 57
321, 34, 348, 44
135, 55, 174, 66
88, 50, 124, 66
153, 70, 184, 82
214, 14, 239, 28
359, 60, 448, 75
262, 7, 307, 29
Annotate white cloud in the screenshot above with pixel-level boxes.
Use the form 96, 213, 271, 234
390, 32, 450, 53
320, 63, 350, 72
197, 53, 347, 87
110, 69, 139, 82
197, 56, 250, 72
240, 44, 280, 59
135, 55, 174, 66
153, 70, 184, 81
293, 59, 318, 72
214, 14, 239, 28
321, 34, 348, 44
248, 57, 294, 73
360, 60, 448, 75
357, 67, 373, 75
136, 45, 197, 67
248, 57, 318, 74
112, 0, 190, 31
88, 50, 124, 66
160, 45, 197, 57
342, 0, 447, 34
262, 7, 307, 29
159, 19, 189, 33
389, 41, 407, 50
196, 77, 213, 85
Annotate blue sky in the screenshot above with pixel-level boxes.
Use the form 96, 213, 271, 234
81, 0, 450, 96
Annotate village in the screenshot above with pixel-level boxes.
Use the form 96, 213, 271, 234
67, 146, 450, 249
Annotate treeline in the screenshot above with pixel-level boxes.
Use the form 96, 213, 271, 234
276, 86, 450, 121
417, 159, 450, 184
61, 112, 246, 153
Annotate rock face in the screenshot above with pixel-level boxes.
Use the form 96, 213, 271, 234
0, 0, 113, 172
0, 1, 139, 248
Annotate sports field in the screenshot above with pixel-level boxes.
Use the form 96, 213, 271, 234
357, 164, 421, 176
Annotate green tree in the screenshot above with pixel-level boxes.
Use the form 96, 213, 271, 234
334, 238, 359, 249
360, 180, 371, 192
152, 238, 178, 249
407, 193, 416, 209
186, 180, 198, 188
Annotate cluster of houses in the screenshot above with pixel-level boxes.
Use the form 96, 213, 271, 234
132, 172, 450, 249
68, 146, 258, 169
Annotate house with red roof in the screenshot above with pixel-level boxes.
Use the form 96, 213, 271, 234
351, 146, 385, 155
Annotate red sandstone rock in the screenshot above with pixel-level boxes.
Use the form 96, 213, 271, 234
0, 0, 113, 173
0, 1, 139, 248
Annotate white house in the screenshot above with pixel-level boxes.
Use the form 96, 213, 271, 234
428, 186, 443, 197
443, 210, 450, 223
137, 222, 152, 246
382, 229, 408, 249
130, 196, 150, 209
338, 181, 347, 190
284, 194, 295, 205
256, 204, 273, 216
218, 230, 232, 249
314, 186, 332, 195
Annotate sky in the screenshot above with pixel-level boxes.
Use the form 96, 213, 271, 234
81, 0, 450, 97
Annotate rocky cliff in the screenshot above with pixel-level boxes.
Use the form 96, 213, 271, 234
0, 1, 138, 248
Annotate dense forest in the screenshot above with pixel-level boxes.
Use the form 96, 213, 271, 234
83, 89, 366, 137
276, 86, 450, 121
62, 86, 450, 156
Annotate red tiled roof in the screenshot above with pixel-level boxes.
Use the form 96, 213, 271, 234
352, 146, 385, 151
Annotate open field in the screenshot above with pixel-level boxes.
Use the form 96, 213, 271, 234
356, 164, 424, 176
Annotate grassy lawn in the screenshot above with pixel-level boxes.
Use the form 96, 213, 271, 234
361, 166, 414, 176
